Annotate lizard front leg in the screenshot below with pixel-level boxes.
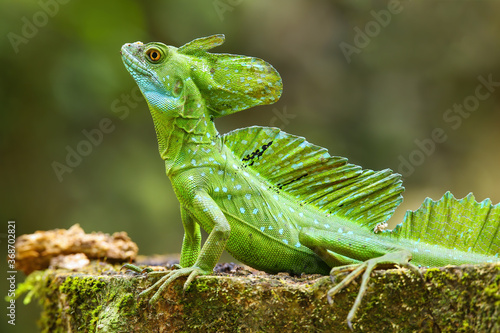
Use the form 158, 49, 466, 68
139, 190, 230, 304
178, 207, 201, 268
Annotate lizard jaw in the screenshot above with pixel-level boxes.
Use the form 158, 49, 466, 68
121, 43, 162, 87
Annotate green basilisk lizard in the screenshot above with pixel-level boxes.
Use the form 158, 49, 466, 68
120, 34, 500, 328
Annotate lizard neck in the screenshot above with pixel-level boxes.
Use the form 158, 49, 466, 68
149, 103, 220, 175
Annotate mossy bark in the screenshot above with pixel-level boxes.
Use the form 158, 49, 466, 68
19, 261, 499, 332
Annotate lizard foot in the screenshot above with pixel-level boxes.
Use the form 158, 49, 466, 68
121, 263, 154, 274
138, 266, 211, 304
327, 250, 421, 330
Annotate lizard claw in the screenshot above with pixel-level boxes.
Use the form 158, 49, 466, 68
327, 250, 419, 329
121, 263, 155, 275
121, 263, 148, 274
138, 266, 211, 304
141, 267, 154, 274
347, 319, 354, 331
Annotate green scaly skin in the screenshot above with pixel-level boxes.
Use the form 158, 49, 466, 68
120, 35, 500, 329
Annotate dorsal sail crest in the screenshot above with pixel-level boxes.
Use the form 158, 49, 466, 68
389, 192, 500, 256
223, 126, 404, 230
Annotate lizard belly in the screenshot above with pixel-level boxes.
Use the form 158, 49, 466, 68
208, 170, 330, 275
223, 213, 330, 275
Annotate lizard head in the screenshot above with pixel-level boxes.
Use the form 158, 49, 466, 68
121, 34, 283, 120
121, 40, 187, 116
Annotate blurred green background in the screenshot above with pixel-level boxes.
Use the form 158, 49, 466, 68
1, 0, 500, 331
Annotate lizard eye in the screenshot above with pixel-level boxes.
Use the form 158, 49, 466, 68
146, 48, 162, 62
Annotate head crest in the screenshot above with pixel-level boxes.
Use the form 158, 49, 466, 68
178, 34, 226, 54
180, 34, 283, 117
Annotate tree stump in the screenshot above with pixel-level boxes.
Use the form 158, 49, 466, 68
17, 260, 499, 332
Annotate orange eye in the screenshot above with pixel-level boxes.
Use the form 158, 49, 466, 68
147, 49, 161, 62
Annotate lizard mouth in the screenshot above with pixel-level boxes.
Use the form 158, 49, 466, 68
121, 43, 161, 86
121, 44, 149, 75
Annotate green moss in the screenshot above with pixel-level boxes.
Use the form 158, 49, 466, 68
58, 275, 107, 331
12, 270, 49, 305
13, 269, 69, 333
484, 273, 500, 298
117, 292, 137, 317
181, 277, 249, 331
89, 305, 103, 330
424, 266, 462, 291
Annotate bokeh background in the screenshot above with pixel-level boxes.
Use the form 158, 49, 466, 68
1, 0, 500, 331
